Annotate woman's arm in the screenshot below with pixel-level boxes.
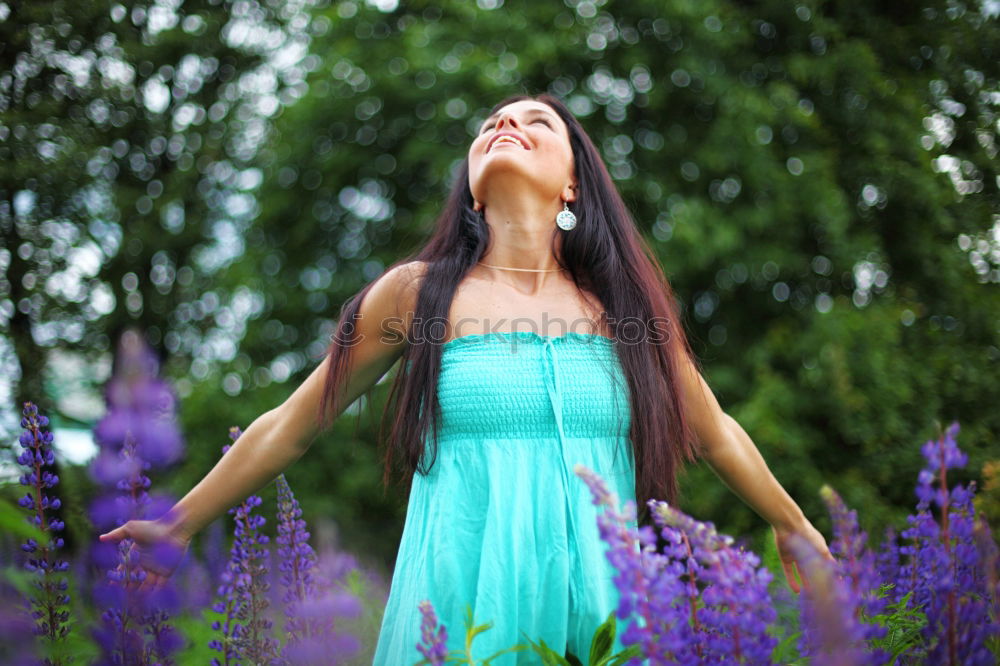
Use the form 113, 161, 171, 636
675, 354, 833, 590
702, 412, 808, 532
162, 262, 419, 542
101, 262, 421, 566
674, 358, 801, 526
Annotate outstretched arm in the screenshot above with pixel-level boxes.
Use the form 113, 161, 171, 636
703, 412, 807, 532
676, 354, 834, 592
98, 261, 420, 591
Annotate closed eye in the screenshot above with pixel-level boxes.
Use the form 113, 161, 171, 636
480, 117, 553, 134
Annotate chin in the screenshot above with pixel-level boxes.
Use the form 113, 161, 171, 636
472, 159, 556, 197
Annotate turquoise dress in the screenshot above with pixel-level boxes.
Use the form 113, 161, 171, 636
372, 331, 638, 665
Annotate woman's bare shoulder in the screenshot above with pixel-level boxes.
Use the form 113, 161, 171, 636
389, 259, 428, 304
393, 260, 429, 284
372, 260, 428, 335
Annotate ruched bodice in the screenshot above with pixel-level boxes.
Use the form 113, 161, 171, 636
433, 331, 630, 440
373, 331, 638, 665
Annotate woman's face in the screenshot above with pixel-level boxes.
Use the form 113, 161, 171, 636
467, 100, 576, 207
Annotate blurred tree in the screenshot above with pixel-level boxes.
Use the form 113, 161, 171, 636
217, 0, 998, 566
3, 0, 997, 572
0, 0, 308, 553
0, 0, 305, 422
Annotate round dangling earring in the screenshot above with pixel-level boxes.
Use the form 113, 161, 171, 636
555, 201, 577, 231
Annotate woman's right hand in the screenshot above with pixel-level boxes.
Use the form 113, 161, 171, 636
98, 518, 192, 593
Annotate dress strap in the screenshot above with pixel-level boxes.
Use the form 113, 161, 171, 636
540, 339, 582, 588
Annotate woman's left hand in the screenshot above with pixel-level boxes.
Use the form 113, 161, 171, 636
771, 520, 836, 594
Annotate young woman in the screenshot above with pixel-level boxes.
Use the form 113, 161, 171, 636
100, 94, 833, 664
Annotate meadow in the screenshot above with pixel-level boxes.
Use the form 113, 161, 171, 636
3, 330, 997, 665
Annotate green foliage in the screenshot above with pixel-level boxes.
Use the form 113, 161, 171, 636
338, 566, 389, 666
413, 603, 529, 665
758, 522, 806, 663
863, 586, 929, 664
0, 496, 51, 544
173, 607, 227, 662
520, 611, 639, 666
2, 563, 101, 664
3, 0, 998, 581
587, 611, 615, 666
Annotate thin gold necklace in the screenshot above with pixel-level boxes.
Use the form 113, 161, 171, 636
477, 261, 563, 273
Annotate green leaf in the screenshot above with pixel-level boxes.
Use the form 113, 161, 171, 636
519, 632, 572, 666
862, 589, 929, 663
607, 643, 644, 666
479, 643, 530, 665
0, 498, 51, 545
770, 632, 803, 664
588, 611, 616, 666
454, 604, 503, 664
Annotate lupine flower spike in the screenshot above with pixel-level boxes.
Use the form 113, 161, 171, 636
787, 530, 876, 666
93, 410, 184, 665
16, 402, 71, 664
649, 498, 779, 664
894, 422, 998, 665
575, 463, 687, 664
275, 473, 323, 643
209, 427, 281, 665
819, 485, 890, 664
275, 473, 362, 664
416, 600, 448, 665
89, 330, 184, 665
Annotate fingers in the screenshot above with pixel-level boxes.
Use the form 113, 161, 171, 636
99, 525, 126, 542
783, 559, 800, 594
137, 571, 159, 595
134, 569, 171, 595
797, 561, 811, 594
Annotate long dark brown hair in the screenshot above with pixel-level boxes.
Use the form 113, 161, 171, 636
319, 94, 702, 520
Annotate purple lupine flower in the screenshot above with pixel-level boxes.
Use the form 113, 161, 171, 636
91, 537, 151, 664
176, 554, 214, 614
91, 433, 184, 665
209, 428, 281, 665
88, 330, 185, 665
228, 492, 278, 665
573, 464, 667, 662
787, 532, 873, 666
275, 473, 361, 664
92, 330, 182, 472
893, 422, 999, 665
416, 600, 448, 665
873, 525, 902, 606
204, 519, 229, 584
275, 473, 322, 635
819, 485, 890, 664
207, 559, 241, 666
209, 432, 249, 666
0, 574, 39, 666
15, 402, 72, 653
971, 517, 999, 629
312, 544, 390, 616
577, 463, 721, 665
320, 550, 358, 584
649, 499, 779, 664
277, 590, 362, 664
579, 462, 783, 665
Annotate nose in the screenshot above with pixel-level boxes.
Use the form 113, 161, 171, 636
494, 111, 521, 131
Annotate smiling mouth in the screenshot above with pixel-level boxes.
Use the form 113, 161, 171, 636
487, 135, 528, 152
